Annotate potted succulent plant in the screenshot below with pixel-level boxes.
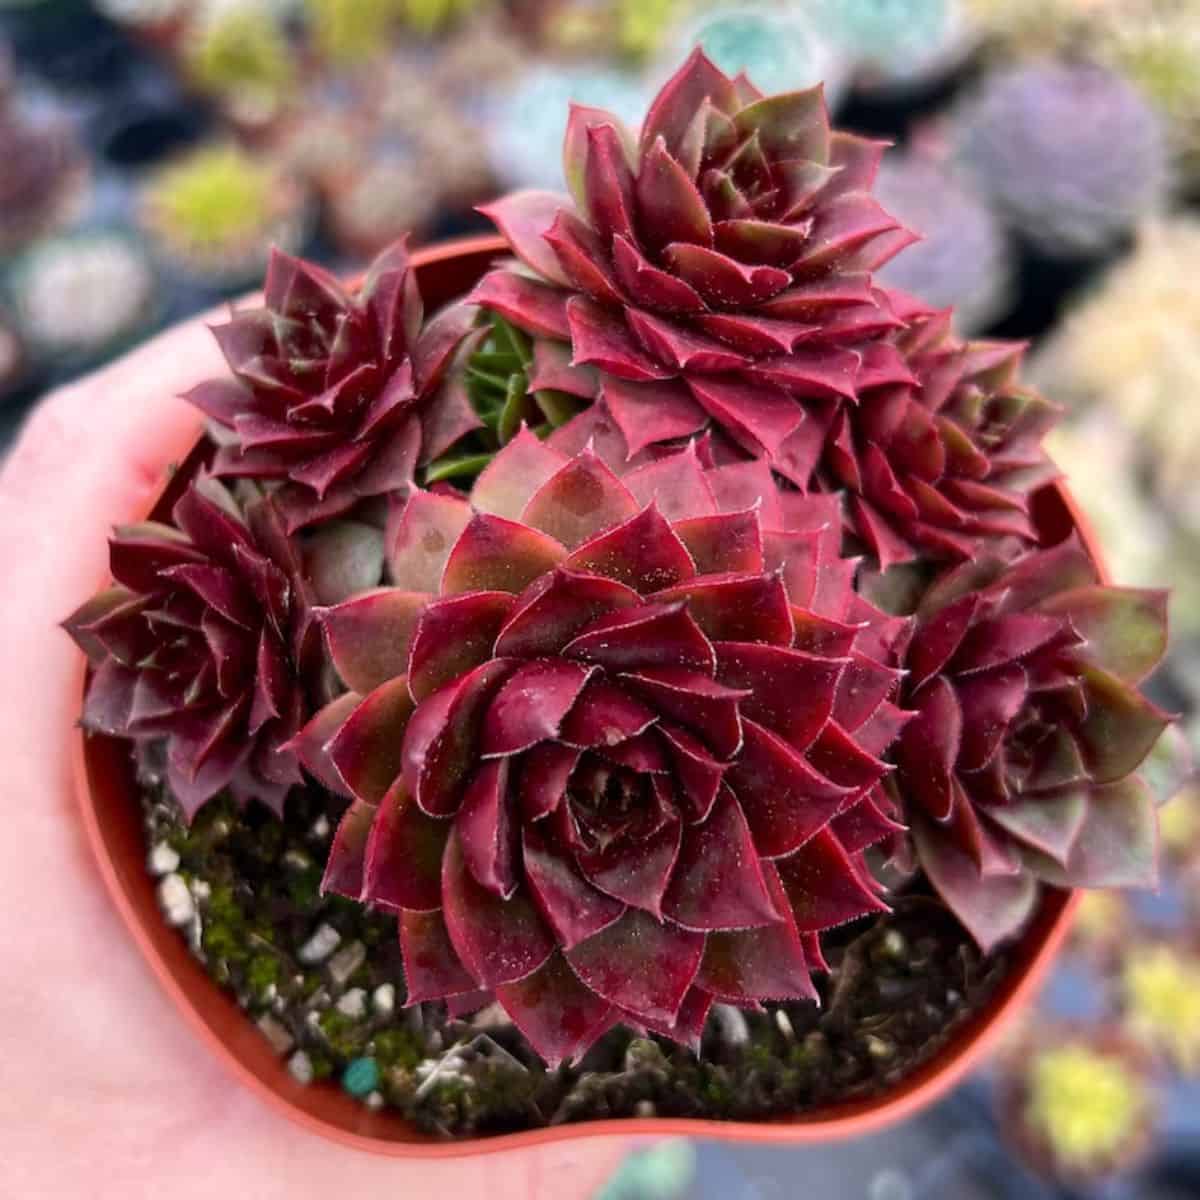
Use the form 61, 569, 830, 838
68, 51, 1185, 1152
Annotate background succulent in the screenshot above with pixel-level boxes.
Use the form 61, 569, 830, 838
0, 85, 86, 253
662, 6, 845, 103
9, 231, 157, 360
811, 0, 968, 93
873, 143, 1014, 333
183, 0, 294, 128
1035, 220, 1200, 542
295, 437, 904, 1064
486, 64, 647, 193
139, 142, 312, 286
997, 1029, 1160, 1185
1119, 943, 1200, 1074
954, 60, 1168, 257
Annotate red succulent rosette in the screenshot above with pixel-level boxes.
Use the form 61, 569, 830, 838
293, 432, 909, 1064
782, 306, 1062, 567
65, 477, 318, 819
185, 239, 473, 532
891, 538, 1172, 949
470, 49, 913, 472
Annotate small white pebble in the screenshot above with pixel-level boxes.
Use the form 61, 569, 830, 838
288, 1050, 314, 1085
147, 842, 180, 876
327, 939, 366, 987
298, 923, 341, 964
635, 1100, 656, 1118
365, 1090, 384, 1111
372, 984, 396, 1016
711, 1004, 750, 1046
310, 814, 331, 841
157, 874, 195, 927
336, 988, 367, 1018
774, 1009, 795, 1039
469, 1002, 510, 1029
256, 1013, 294, 1056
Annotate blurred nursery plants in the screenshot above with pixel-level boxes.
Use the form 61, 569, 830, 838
139, 142, 311, 284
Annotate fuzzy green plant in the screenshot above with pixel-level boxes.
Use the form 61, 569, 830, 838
1121, 945, 1200, 1074
185, 3, 293, 122
1022, 1042, 1153, 1175
141, 143, 309, 284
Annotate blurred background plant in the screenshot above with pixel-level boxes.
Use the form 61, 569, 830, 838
2, 0, 1200, 1193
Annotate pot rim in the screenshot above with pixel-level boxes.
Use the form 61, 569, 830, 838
72, 233, 1090, 1156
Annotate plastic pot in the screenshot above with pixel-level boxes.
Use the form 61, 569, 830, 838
72, 234, 1091, 1156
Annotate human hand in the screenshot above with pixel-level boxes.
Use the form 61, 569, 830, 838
0, 315, 631, 1200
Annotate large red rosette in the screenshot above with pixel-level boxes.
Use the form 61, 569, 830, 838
293, 432, 909, 1064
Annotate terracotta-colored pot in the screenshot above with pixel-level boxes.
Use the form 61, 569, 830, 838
72, 234, 1093, 1156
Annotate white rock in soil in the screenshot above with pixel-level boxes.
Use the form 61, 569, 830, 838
710, 1003, 750, 1046
469, 1002, 510, 1029
309, 814, 331, 841
147, 842, 180, 876
365, 1091, 384, 1111
372, 984, 396, 1016
288, 1050, 314, 1085
327, 940, 366, 987
298, 923, 341, 964
774, 1009, 795, 1039
635, 1100, 656, 1118
256, 1013, 294, 1056
336, 988, 367, 1018
157, 874, 194, 927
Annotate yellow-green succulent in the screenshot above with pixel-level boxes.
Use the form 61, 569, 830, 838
304, 0, 402, 64
1024, 1042, 1151, 1173
1122, 945, 1200, 1073
186, 3, 293, 119
142, 143, 308, 283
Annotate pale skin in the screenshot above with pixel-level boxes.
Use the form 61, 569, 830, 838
0, 315, 632, 1199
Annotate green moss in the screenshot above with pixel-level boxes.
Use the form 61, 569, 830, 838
372, 1028, 423, 1071
318, 1008, 371, 1058
247, 953, 281, 999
